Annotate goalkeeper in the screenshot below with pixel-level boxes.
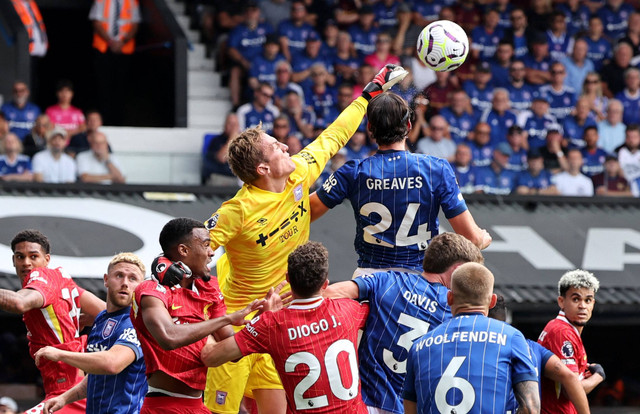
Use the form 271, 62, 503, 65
203, 64, 409, 414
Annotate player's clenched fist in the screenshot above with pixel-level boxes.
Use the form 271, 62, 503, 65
362, 64, 408, 101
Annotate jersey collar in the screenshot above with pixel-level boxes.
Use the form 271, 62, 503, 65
556, 310, 580, 335
289, 296, 324, 310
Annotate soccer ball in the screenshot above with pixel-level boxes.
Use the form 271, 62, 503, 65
417, 20, 469, 72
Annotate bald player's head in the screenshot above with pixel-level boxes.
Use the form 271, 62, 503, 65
448, 262, 496, 315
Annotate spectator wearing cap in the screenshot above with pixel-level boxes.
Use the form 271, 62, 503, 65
0, 132, 33, 182
600, 42, 634, 98
553, 148, 595, 196
292, 31, 335, 92
364, 32, 400, 72
517, 94, 558, 150
597, 99, 626, 153
227, 3, 274, 108
473, 142, 518, 195
614, 67, 640, 126
416, 115, 456, 162
471, 9, 504, 62
273, 61, 305, 109
248, 34, 287, 91
463, 62, 494, 114
440, 90, 478, 144
450, 143, 476, 194
563, 96, 598, 148
516, 148, 558, 194
583, 15, 612, 72
281, 90, 316, 143
480, 88, 517, 146
278, 0, 315, 62
505, 125, 528, 172
540, 128, 570, 174
470, 122, 495, 168
523, 32, 552, 86
592, 155, 632, 196
580, 126, 609, 177
0, 396, 18, 414
373, 0, 400, 34
32, 126, 77, 183
546, 11, 573, 62
562, 39, 595, 99
506, 60, 538, 115
489, 40, 515, 89
348, 5, 379, 59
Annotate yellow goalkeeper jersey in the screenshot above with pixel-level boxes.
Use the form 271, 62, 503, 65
206, 97, 368, 311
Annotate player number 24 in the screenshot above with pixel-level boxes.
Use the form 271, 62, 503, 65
360, 202, 429, 249
285, 339, 359, 410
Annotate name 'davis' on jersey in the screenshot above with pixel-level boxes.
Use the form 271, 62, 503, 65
366, 176, 423, 191
403, 291, 440, 313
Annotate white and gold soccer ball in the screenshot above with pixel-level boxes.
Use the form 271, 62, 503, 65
417, 20, 469, 72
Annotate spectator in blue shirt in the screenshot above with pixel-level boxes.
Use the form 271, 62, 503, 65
248, 34, 287, 91
440, 90, 478, 144
505, 125, 528, 172
471, 8, 504, 62
562, 39, 595, 99
462, 62, 495, 114
470, 122, 494, 167
518, 95, 559, 150
524, 33, 552, 86
273, 60, 305, 110
516, 148, 559, 194
348, 6, 379, 59
503, 7, 533, 59
557, 0, 591, 36
563, 96, 598, 148
202, 113, 240, 186
227, 2, 274, 108
304, 63, 337, 121
278, 0, 315, 62
450, 143, 476, 194
0, 81, 41, 140
581, 126, 609, 177
615, 67, 640, 126
492, 0, 513, 30
540, 61, 577, 123
413, 0, 443, 27
292, 32, 335, 92
474, 142, 518, 195
597, 0, 635, 41
583, 15, 613, 71
236, 82, 280, 133
0, 133, 32, 182
373, 0, 399, 34
506, 60, 538, 115
281, 90, 316, 143
490, 40, 515, 88
332, 31, 359, 85
546, 10, 573, 62
480, 88, 518, 146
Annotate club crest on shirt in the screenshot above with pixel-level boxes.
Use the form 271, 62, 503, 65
102, 318, 118, 339
561, 340, 574, 358
216, 391, 228, 405
205, 214, 219, 230
294, 184, 303, 202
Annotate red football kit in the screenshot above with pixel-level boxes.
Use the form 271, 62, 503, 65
132, 278, 226, 412
22, 267, 87, 412
234, 297, 369, 414
538, 311, 588, 414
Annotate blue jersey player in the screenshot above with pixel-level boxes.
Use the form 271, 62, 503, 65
324, 233, 485, 414
310, 92, 491, 274
35, 253, 147, 414
402, 263, 540, 414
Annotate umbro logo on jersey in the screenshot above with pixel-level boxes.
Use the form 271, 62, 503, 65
257, 218, 268, 226
171, 304, 182, 310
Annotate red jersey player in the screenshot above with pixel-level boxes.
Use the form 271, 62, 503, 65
0, 229, 105, 413
538, 269, 605, 414
202, 241, 370, 414
131, 218, 264, 414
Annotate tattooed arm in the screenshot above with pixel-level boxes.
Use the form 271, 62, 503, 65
515, 380, 540, 414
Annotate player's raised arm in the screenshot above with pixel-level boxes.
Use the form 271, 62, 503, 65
448, 210, 492, 250
0, 287, 43, 314
543, 354, 591, 414
78, 290, 106, 324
